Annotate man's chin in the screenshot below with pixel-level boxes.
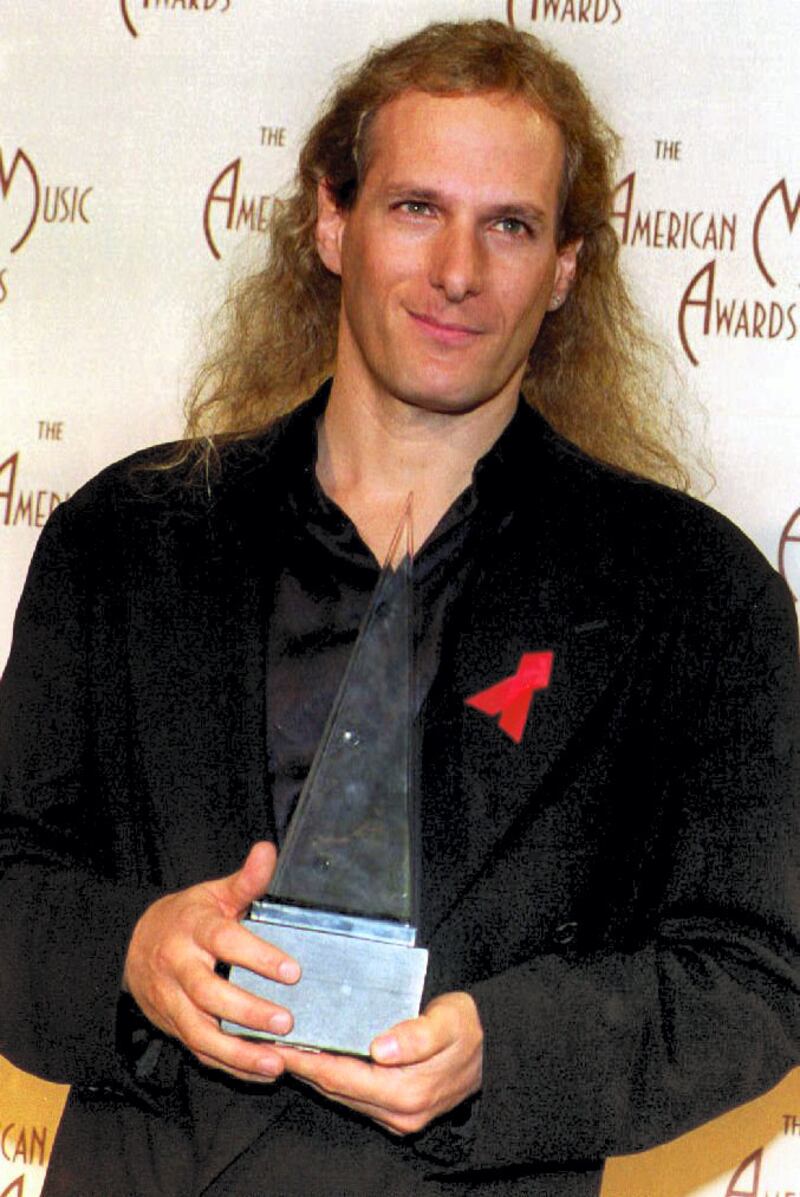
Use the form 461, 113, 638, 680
387, 376, 516, 419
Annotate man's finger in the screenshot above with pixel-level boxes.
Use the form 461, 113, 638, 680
275, 1046, 380, 1102
191, 914, 300, 985
371, 994, 472, 1066
275, 1047, 441, 1134
291, 1075, 412, 1134
370, 1013, 440, 1066
210, 840, 278, 916
181, 958, 295, 1036
175, 1003, 288, 1082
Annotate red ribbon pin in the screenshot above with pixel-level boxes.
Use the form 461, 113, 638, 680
465, 651, 554, 744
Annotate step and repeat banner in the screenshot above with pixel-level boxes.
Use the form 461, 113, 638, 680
1, 2, 798, 1195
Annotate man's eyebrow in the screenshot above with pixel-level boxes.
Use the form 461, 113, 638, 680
383, 184, 443, 203
487, 202, 548, 227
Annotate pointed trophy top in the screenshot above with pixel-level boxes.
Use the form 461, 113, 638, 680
386, 493, 413, 570
268, 499, 417, 925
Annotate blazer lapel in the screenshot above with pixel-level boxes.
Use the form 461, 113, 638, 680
419, 483, 643, 939
200, 424, 321, 862
124, 431, 299, 889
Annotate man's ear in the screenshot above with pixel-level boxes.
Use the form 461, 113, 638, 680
315, 179, 347, 276
548, 236, 583, 310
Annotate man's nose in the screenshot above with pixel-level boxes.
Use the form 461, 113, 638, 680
429, 222, 483, 303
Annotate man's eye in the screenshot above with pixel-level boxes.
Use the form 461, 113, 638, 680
495, 217, 531, 237
398, 201, 433, 216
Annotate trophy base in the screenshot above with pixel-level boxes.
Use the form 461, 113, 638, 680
221, 903, 429, 1057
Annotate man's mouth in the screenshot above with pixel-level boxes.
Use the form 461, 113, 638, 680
407, 309, 484, 345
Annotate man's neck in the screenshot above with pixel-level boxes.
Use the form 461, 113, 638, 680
316, 377, 518, 563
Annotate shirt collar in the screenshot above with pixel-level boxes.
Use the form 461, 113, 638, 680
278, 380, 533, 563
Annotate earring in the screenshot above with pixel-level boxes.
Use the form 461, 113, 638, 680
549, 294, 562, 310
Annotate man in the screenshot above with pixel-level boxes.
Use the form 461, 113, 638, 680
1, 19, 798, 1197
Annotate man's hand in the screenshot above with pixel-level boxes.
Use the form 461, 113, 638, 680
274, 991, 483, 1135
123, 841, 300, 1083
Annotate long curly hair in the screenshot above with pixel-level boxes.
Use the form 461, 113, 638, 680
185, 19, 689, 488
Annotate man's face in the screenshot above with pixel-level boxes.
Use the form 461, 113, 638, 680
316, 89, 580, 419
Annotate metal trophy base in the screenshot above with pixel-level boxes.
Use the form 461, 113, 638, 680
221, 902, 429, 1057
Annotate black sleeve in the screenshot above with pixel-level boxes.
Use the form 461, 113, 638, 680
0, 502, 164, 1106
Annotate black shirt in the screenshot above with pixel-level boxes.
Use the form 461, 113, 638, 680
265, 384, 522, 844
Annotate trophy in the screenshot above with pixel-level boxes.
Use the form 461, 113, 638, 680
221, 502, 428, 1056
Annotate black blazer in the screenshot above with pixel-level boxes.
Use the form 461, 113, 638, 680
1, 397, 798, 1196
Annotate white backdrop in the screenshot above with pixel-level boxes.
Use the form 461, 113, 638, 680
1, 3, 798, 1195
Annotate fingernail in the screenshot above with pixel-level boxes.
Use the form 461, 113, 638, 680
372, 1035, 399, 1062
269, 1011, 292, 1035
278, 960, 300, 983
259, 1056, 280, 1077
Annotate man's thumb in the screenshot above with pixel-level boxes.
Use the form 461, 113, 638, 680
216, 840, 277, 916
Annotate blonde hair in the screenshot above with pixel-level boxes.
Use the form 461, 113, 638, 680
185, 19, 689, 488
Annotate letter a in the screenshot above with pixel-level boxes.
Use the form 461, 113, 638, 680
678, 258, 715, 367
724, 1146, 763, 1197
203, 158, 241, 260
610, 172, 635, 244
0, 452, 18, 526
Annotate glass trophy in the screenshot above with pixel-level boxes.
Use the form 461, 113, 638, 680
222, 501, 428, 1056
